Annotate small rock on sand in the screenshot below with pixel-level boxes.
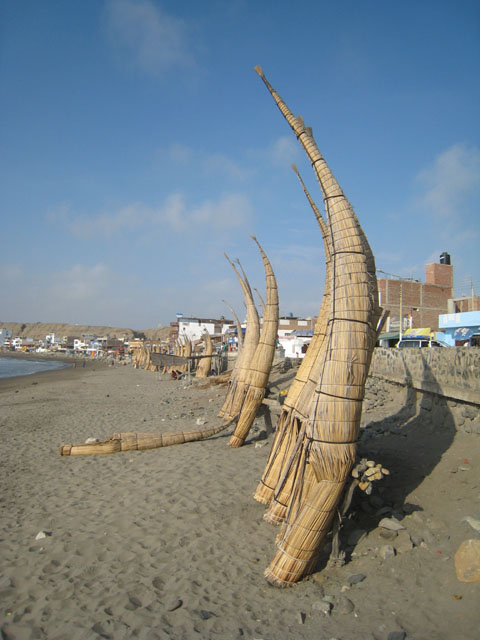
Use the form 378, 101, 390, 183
454, 539, 480, 582
379, 517, 405, 531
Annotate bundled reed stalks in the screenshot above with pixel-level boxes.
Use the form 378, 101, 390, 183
218, 254, 260, 420
229, 236, 279, 447
254, 66, 381, 587
195, 331, 213, 378
59, 416, 238, 456
180, 338, 192, 375
254, 165, 332, 522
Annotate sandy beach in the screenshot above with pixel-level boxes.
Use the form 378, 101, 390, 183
0, 359, 478, 640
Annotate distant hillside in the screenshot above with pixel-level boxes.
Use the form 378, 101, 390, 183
0, 322, 171, 341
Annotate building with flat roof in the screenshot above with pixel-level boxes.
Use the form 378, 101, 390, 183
439, 310, 480, 346
378, 253, 453, 333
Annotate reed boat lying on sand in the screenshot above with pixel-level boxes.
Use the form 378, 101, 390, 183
59, 236, 278, 455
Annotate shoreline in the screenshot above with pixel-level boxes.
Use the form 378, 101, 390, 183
0, 351, 109, 392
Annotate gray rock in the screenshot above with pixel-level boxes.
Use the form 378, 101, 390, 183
336, 595, 355, 614
380, 528, 398, 541
379, 517, 405, 531
454, 539, 480, 582
312, 600, 332, 615
387, 632, 406, 640
462, 405, 478, 420
395, 530, 413, 554
410, 534, 424, 547
347, 573, 366, 585
198, 610, 214, 620
462, 516, 480, 533
379, 544, 396, 560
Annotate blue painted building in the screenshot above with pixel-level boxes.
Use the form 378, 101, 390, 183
438, 310, 480, 346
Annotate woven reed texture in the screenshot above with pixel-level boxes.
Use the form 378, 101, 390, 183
219, 255, 260, 419
58, 416, 237, 456
178, 339, 192, 375
229, 236, 279, 447
255, 66, 381, 587
195, 331, 213, 378
254, 167, 332, 506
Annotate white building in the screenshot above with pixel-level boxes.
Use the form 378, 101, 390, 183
11, 337, 23, 350
73, 338, 88, 352
276, 316, 314, 338
277, 330, 313, 359
0, 328, 12, 346
45, 333, 63, 348
177, 316, 234, 343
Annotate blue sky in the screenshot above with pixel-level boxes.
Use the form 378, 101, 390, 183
1, 0, 479, 329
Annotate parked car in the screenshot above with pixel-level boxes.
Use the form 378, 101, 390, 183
396, 337, 448, 348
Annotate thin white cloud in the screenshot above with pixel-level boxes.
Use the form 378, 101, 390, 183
48, 264, 113, 303
244, 135, 300, 172
158, 143, 249, 181
189, 193, 252, 228
167, 142, 194, 165
47, 192, 252, 238
416, 143, 480, 219
105, 0, 196, 76
271, 243, 324, 275
269, 136, 300, 166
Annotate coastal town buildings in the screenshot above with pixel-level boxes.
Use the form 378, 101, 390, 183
439, 310, 480, 347
2, 257, 479, 359
448, 294, 480, 314
377, 253, 453, 334
0, 328, 12, 347
277, 330, 313, 358
172, 315, 234, 343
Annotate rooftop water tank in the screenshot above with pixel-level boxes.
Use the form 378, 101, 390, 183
439, 252, 451, 265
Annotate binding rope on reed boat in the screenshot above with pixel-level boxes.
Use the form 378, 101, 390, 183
254, 65, 382, 587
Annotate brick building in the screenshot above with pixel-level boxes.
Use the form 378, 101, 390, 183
378, 254, 453, 332
448, 295, 480, 313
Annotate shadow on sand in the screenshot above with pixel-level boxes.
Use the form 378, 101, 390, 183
314, 357, 457, 569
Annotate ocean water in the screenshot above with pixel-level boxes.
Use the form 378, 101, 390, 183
0, 356, 71, 379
